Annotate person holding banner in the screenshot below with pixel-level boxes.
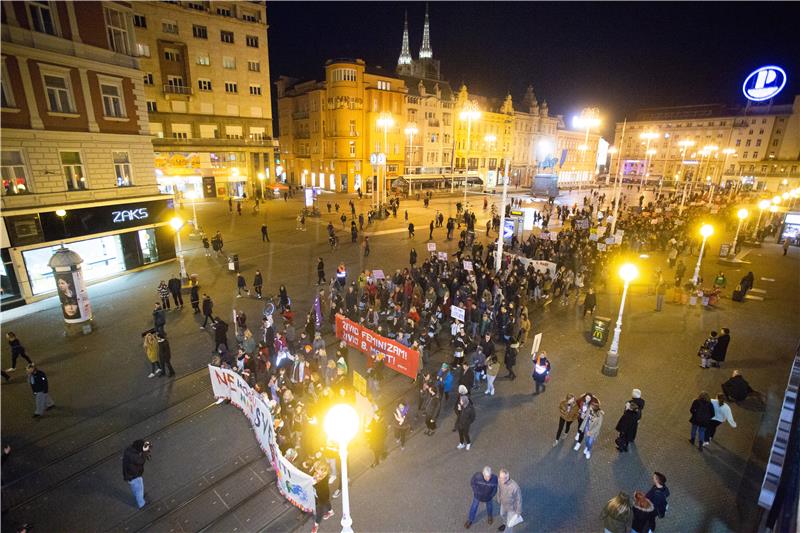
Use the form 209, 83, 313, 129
310, 458, 334, 533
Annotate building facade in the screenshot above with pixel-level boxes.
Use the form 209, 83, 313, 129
609, 96, 800, 192
276, 59, 408, 194
511, 86, 560, 187
132, 0, 275, 199
1, 0, 174, 307
553, 127, 604, 186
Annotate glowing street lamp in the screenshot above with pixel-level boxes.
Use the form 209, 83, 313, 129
692, 224, 714, 285
459, 102, 481, 205
753, 199, 771, 240
376, 113, 394, 206
324, 404, 359, 533
574, 108, 601, 191
602, 263, 639, 377
170, 216, 187, 282
729, 208, 748, 257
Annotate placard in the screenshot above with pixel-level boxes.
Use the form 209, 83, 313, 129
597, 242, 607, 251
531, 332, 543, 354
352, 370, 367, 396
335, 314, 419, 379
427, 242, 436, 252
372, 269, 385, 279
589, 233, 599, 241
437, 251, 448, 261
463, 261, 473, 271
451, 305, 466, 322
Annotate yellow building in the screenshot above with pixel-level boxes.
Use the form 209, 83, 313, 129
553, 127, 604, 186
511, 86, 560, 187
276, 59, 407, 194
132, 1, 275, 198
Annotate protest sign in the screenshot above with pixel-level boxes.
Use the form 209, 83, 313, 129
335, 314, 419, 379
427, 242, 436, 252
451, 305, 466, 322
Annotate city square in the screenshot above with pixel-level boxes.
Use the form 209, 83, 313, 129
1, 2, 800, 533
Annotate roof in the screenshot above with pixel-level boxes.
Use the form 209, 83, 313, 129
399, 76, 454, 100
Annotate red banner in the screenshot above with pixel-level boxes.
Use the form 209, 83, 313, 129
335, 314, 419, 379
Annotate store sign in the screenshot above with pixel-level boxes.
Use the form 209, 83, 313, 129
112, 208, 149, 223
743, 66, 787, 102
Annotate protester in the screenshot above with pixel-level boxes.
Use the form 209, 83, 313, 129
393, 401, 411, 451
455, 394, 476, 450
27, 363, 54, 418
531, 351, 551, 395
122, 439, 151, 509
689, 391, 714, 451
554, 393, 579, 446
705, 393, 737, 445
496, 469, 522, 532
600, 492, 632, 533
465, 466, 498, 529
631, 491, 657, 533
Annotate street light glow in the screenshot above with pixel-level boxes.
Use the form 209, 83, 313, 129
619, 263, 638, 283
770, 205, 778, 213
772, 195, 782, 204
404, 124, 418, 136
700, 224, 714, 238
376, 113, 394, 128
170, 217, 184, 230
639, 131, 659, 141
324, 403, 359, 445
758, 199, 771, 210
737, 208, 749, 220
55, 209, 67, 217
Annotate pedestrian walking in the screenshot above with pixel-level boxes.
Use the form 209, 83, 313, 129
429, 220, 435, 240
157, 280, 170, 309
236, 272, 250, 297
363, 236, 370, 257
705, 393, 737, 445
253, 270, 263, 299
465, 466, 498, 529
410, 248, 418, 268
157, 333, 175, 377
576, 403, 603, 459
689, 391, 714, 451
646, 472, 670, 527
167, 275, 183, 309
202, 234, 211, 257
629, 388, 644, 443
783, 238, 791, 255
485, 355, 500, 396
504, 342, 518, 380
710, 327, 730, 367
190, 282, 200, 314
393, 401, 411, 450
582, 287, 597, 317
317, 257, 326, 284
531, 351, 551, 395
614, 401, 639, 452
655, 280, 666, 311
455, 394, 476, 450
554, 393, 579, 446
152, 303, 166, 336
423, 386, 441, 435
201, 294, 214, 328
366, 411, 387, 467
496, 469, 523, 531
631, 491, 657, 533
26, 363, 54, 417
5, 332, 33, 372
600, 492, 633, 533
228, 197, 233, 212
408, 222, 415, 238
122, 439, 151, 509
142, 332, 162, 378
236, 201, 242, 216
261, 223, 270, 242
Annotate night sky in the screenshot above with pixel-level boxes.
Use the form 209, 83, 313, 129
267, 2, 800, 136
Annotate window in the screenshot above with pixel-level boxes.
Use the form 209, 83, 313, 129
216, 6, 232, 17
242, 10, 258, 22
136, 43, 151, 57
222, 56, 236, 69
61, 151, 87, 191
773, 140, 779, 147
187, 2, 206, 11
104, 7, 131, 55
245, 35, 259, 47
111, 151, 133, 186
349, 141, 356, 157
349, 120, 356, 136
100, 81, 125, 118
1, 150, 31, 195
164, 48, 181, 62
743, 152, 748, 159
377, 80, 391, 91
146, 100, 157, 112
249, 84, 261, 96
166, 75, 185, 88
28, 1, 56, 35
192, 24, 208, 39
143, 73, 154, 85
162, 20, 178, 34
759, 129, 765, 134
225, 125, 242, 139
753, 152, 758, 159
1, 61, 15, 108
248, 60, 260, 72
199, 124, 219, 139
171, 124, 191, 139
756, 139, 762, 147
196, 54, 210, 66
225, 82, 238, 94
249, 127, 265, 141
133, 14, 146, 28
332, 68, 357, 82
43, 73, 74, 113
735, 139, 741, 147
198, 79, 212, 91
220, 30, 234, 43
745, 139, 751, 147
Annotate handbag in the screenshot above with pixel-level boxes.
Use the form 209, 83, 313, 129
507, 513, 524, 528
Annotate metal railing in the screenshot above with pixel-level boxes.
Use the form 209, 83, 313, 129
163, 84, 192, 95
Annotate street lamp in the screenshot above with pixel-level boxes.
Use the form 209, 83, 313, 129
170, 216, 188, 282
404, 123, 418, 174
602, 262, 639, 377
692, 224, 714, 285
573, 108, 601, 192
729, 208, 748, 257
324, 404, 359, 533
638, 131, 659, 188
753, 199, 771, 240
186, 191, 200, 235
459, 102, 481, 207
376, 113, 394, 207
484, 134, 497, 187
720, 148, 736, 199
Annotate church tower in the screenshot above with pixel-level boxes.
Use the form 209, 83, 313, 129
419, 3, 433, 59
397, 11, 413, 76
414, 3, 441, 80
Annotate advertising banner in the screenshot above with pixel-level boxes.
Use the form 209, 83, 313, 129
335, 314, 419, 379
53, 268, 92, 323
208, 366, 316, 512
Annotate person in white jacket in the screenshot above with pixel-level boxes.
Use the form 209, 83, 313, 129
704, 393, 737, 445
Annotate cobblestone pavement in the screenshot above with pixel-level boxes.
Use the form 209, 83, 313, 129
1, 188, 797, 532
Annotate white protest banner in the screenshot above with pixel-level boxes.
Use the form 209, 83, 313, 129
589, 233, 599, 241
437, 251, 448, 261
463, 261, 473, 271
208, 366, 316, 512
531, 332, 543, 354
531, 260, 557, 277
427, 242, 437, 252
373, 269, 385, 279
451, 305, 466, 322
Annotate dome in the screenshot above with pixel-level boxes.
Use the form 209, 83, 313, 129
47, 247, 83, 269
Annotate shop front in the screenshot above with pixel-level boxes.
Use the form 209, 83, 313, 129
2, 197, 176, 304
154, 152, 250, 199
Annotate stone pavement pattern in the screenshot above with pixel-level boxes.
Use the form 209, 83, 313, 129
1, 187, 797, 532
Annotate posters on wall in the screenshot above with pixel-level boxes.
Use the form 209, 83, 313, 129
53, 268, 92, 323
208, 366, 316, 512
335, 314, 420, 379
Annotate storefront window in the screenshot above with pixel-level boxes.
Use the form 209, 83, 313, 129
23, 235, 125, 295
138, 229, 158, 263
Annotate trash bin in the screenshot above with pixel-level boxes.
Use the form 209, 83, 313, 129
590, 316, 612, 346
228, 254, 239, 272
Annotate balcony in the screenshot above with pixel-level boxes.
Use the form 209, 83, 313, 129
151, 137, 273, 148
163, 84, 192, 96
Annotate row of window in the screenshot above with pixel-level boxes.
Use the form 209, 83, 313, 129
132, 14, 260, 47
1, 149, 133, 196
1, 60, 128, 119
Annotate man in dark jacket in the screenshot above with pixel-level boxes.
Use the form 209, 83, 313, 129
157, 334, 175, 377
711, 328, 731, 367
465, 466, 498, 528
190, 283, 200, 314
213, 318, 229, 352
629, 388, 645, 442
167, 275, 183, 309
317, 257, 326, 285
27, 363, 54, 417
423, 386, 442, 435
153, 303, 166, 336
201, 294, 214, 328
646, 472, 670, 524
122, 439, 150, 508
458, 361, 475, 394
722, 369, 754, 402
366, 411, 387, 467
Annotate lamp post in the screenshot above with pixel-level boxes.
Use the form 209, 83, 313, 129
602, 263, 638, 377
718, 148, 736, 199
187, 191, 200, 235
692, 224, 714, 285
170, 217, 187, 282
324, 404, 359, 533
677, 140, 695, 214
638, 131, 659, 188
729, 208, 748, 257
495, 159, 511, 273
609, 119, 627, 236
377, 113, 394, 208
484, 134, 497, 188
459, 102, 481, 207
404, 123, 418, 175
573, 108, 601, 193
753, 199, 771, 240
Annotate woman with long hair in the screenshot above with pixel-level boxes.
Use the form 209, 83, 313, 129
600, 491, 633, 533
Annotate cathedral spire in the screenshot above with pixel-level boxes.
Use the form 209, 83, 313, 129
397, 10, 412, 66
419, 3, 433, 59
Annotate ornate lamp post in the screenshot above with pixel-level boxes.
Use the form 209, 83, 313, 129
324, 404, 359, 533
602, 263, 639, 377
692, 224, 714, 285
